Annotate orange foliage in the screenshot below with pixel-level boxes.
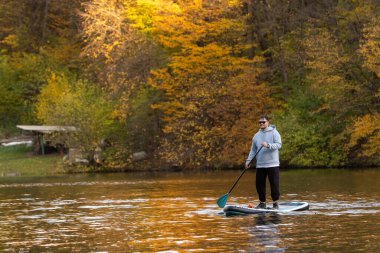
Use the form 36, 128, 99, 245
359, 18, 380, 78
149, 1, 271, 168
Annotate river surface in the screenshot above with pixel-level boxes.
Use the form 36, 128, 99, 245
0, 168, 379, 252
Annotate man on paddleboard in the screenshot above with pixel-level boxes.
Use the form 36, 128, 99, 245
245, 115, 282, 209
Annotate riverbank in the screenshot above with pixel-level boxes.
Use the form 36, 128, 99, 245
1, 144, 378, 177
0, 145, 64, 176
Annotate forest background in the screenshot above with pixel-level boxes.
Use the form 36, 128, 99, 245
0, 0, 379, 170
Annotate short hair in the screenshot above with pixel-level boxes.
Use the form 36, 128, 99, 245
259, 115, 270, 121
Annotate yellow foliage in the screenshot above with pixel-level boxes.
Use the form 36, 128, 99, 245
347, 114, 380, 158
304, 27, 359, 115
1, 34, 18, 49
36, 73, 116, 157
81, 0, 132, 61
359, 18, 380, 77
35, 73, 71, 124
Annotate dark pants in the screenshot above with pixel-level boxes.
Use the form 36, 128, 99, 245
256, 166, 280, 202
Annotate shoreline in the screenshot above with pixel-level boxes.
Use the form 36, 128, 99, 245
0, 145, 379, 177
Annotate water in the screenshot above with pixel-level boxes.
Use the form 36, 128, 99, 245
0, 169, 379, 252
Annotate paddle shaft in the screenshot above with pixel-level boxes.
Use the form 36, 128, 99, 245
226, 146, 263, 194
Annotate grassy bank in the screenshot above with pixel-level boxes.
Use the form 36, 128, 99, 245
0, 145, 64, 176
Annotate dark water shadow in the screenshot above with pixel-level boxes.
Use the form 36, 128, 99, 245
246, 213, 285, 252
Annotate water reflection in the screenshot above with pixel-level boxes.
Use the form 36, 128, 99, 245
246, 213, 284, 252
0, 170, 379, 252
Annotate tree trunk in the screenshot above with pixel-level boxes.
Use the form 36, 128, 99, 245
41, 0, 49, 42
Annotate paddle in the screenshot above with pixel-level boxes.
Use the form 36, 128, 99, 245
216, 146, 263, 208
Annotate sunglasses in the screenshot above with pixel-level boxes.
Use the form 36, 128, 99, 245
259, 121, 267, 124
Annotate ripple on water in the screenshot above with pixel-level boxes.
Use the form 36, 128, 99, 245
17, 214, 46, 219
0, 170, 379, 252
303, 199, 380, 216
42, 218, 67, 224
78, 204, 134, 209
185, 208, 220, 217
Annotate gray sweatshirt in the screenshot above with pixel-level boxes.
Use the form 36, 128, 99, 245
247, 125, 282, 168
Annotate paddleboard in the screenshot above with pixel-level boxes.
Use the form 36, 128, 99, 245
223, 201, 309, 215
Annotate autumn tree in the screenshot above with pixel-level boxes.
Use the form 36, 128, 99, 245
36, 73, 117, 163
281, 0, 380, 166
2, 0, 380, 169
147, 0, 271, 168
79, 0, 165, 159
347, 15, 380, 164
0, 0, 83, 136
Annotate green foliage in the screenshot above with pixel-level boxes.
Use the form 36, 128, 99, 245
0, 55, 23, 130
277, 87, 346, 167
0, 52, 50, 133
126, 86, 162, 153
36, 73, 117, 161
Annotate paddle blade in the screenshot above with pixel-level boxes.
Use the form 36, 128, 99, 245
217, 193, 229, 208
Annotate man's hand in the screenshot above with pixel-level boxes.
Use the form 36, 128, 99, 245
245, 161, 251, 169
261, 141, 269, 148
